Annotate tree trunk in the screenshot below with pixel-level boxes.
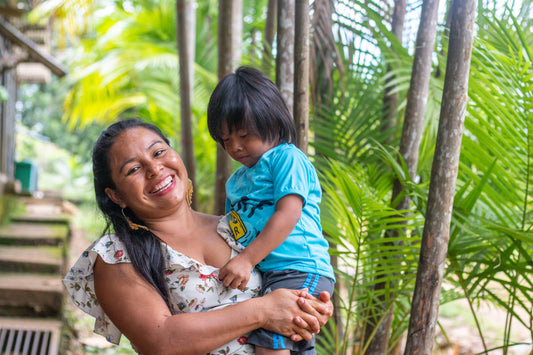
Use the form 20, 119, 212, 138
310, 0, 345, 110
395, 0, 440, 199
177, 0, 197, 209
365, 1, 408, 354
214, 0, 235, 215
309, 0, 344, 344
262, 0, 277, 76
231, 0, 242, 69
276, 0, 294, 113
381, 0, 407, 142
367, 0, 439, 351
386, 6, 441, 348
404, 0, 476, 353
294, 0, 309, 153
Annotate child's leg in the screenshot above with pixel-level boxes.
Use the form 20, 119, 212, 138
255, 346, 290, 355
249, 271, 334, 354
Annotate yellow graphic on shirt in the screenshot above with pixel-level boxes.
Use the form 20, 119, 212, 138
229, 210, 247, 240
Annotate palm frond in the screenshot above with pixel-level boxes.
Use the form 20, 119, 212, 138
444, 8, 533, 346
318, 158, 422, 352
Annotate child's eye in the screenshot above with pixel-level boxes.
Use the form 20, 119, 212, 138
240, 133, 248, 138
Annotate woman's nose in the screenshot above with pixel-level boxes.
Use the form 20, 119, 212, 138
146, 161, 162, 178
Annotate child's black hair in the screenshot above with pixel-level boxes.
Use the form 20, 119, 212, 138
207, 66, 296, 147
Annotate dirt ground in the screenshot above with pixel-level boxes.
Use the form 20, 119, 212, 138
434, 299, 532, 355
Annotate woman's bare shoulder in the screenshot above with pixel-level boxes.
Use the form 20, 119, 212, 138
93, 254, 139, 283
194, 211, 225, 228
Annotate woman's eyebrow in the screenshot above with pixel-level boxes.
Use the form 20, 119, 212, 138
148, 140, 164, 150
118, 140, 165, 173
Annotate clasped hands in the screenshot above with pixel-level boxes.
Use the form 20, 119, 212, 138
219, 254, 333, 341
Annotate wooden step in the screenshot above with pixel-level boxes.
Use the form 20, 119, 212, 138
0, 273, 63, 317
0, 317, 61, 355
11, 196, 75, 225
0, 222, 69, 246
0, 246, 64, 273
10, 213, 71, 225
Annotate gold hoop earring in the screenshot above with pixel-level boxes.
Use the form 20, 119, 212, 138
186, 179, 193, 208
121, 208, 149, 231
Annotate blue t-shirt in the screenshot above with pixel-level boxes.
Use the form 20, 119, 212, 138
225, 143, 335, 280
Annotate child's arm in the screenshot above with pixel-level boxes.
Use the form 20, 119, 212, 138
219, 194, 303, 290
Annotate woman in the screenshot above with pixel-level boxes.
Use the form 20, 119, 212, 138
64, 119, 333, 355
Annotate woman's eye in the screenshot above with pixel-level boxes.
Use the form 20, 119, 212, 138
154, 149, 165, 157
126, 166, 139, 176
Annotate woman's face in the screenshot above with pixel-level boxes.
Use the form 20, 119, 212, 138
105, 127, 189, 220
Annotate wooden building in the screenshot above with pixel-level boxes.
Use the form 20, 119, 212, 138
0, 2, 67, 192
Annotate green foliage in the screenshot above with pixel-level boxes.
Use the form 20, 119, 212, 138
0, 195, 25, 225
313, 0, 533, 353
15, 127, 94, 201
71, 202, 107, 241
17, 82, 106, 164
61, 0, 181, 132
23, 0, 533, 352
317, 158, 422, 353
0, 85, 8, 101
443, 8, 533, 351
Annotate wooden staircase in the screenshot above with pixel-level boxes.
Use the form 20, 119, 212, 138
0, 197, 71, 354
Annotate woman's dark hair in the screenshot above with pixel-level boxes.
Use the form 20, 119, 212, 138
207, 66, 296, 147
92, 119, 172, 309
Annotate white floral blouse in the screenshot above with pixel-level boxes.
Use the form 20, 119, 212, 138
63, 215, 262, 354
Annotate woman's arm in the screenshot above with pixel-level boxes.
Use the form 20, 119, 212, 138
94, 256, 330, 355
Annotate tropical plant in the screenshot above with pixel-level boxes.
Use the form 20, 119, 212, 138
24, 0, 533, 352
441, 7, 533, 352
313, 0, 533, 353
317, 158, 423, 353
60, 0, 181, 133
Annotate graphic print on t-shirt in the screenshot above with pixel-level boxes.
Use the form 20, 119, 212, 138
228, 197, 274, 242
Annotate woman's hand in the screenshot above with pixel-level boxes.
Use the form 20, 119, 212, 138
290, 289, 333, 341
259, 288, 333, 342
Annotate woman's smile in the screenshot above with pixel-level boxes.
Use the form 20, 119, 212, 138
150, 175, 175, 195
106, 126, 189, 218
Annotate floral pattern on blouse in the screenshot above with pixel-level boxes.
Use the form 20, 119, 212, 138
63, 214, 261, 354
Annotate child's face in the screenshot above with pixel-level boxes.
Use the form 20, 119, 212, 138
221, 124, 276, 168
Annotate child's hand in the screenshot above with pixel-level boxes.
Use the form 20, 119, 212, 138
218, 254, 253, 291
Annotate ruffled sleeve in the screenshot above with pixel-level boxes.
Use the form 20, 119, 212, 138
217, 213, 246, 253
63, 216, 257, 350
63, 234, 130, 344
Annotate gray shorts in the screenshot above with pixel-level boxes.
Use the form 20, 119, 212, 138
247, 270, 335, 354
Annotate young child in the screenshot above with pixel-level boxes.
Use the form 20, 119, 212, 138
207, 66, 335, 355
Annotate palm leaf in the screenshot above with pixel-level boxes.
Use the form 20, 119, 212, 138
442, 8, 533, 348
318, 158, 422, 353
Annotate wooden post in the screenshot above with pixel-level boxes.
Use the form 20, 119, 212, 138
0, 66, 16, 180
